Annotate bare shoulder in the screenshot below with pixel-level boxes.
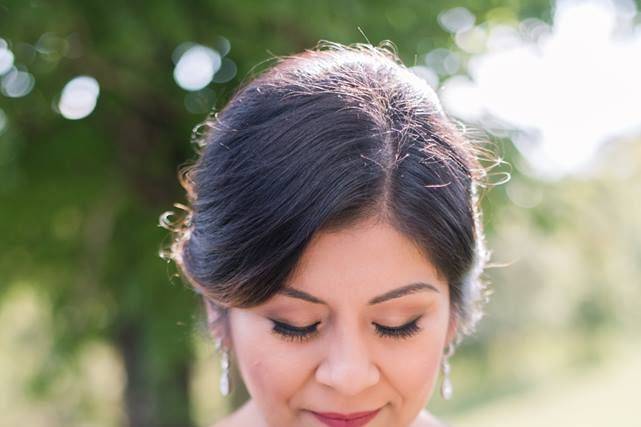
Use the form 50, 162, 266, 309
209, 412, 242, 427
208, 414, 235, 427
207, 409, 244, 427
413, 409, 452, 427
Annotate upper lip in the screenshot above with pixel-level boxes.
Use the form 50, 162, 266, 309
311, 408, 381, 420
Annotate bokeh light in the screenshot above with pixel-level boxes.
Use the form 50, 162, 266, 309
438, 7, 476, 34
0, 38, 15, 75
57, 76, 100, 120
212, 57, 237, 83
425, 48, 462, 76
35, 32, 69, 63
1, 66, 35, 98
409, 65, 439, 90
173, 43, 221, 91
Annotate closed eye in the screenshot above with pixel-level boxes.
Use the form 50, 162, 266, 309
270, 320, 321, 343
373, 315, 423, 339
269, 315, 424, 343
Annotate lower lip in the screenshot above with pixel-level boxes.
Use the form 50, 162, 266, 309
311, 408, 381, 427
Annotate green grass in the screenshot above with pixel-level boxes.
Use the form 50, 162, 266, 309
445, 336, 640, 427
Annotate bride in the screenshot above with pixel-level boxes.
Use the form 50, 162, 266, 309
161, 41, 493, 427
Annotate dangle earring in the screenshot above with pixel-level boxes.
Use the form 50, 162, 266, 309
440, 343, 455, 400
215, 337, 231, 396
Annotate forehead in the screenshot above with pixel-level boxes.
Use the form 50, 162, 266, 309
285, 218, 447, 299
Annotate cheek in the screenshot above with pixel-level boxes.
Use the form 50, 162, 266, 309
230, 317, 310, 411
381, 324, 446, 406
387, 341, 441, 395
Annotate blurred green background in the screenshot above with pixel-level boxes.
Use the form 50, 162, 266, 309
1, 0, 640, 426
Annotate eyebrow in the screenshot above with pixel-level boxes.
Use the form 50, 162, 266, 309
277, 282, 440, 306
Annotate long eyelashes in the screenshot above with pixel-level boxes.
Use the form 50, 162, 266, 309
270, 320, 321, 343
373, 316, 423, 339
270, 316, 424, 343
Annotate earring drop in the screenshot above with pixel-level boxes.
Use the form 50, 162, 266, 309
215, 338, 231, 396
440, 343, 455, 400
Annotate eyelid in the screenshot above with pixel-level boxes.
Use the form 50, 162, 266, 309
269, 319, 321, 343
270, 318, 320, 331
373, 315, 423, 340
373, 314, 423, 329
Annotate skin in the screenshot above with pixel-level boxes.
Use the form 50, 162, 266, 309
207, 217, 458, 427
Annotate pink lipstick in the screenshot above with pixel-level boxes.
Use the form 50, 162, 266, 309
310, 408, 381, 427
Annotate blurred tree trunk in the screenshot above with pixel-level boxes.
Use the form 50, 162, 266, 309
107, 92, 196, 426
117, 321, 194, 427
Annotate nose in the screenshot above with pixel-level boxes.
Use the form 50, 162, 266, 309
315, 321, 380, 396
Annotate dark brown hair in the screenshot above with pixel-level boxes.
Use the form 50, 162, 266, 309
160, 41, 498, 343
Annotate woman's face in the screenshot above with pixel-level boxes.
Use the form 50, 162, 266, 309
221, 218, 457, 427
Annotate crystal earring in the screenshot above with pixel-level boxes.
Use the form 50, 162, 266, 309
440, 343, 455, 400
215, 337, 231, 396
